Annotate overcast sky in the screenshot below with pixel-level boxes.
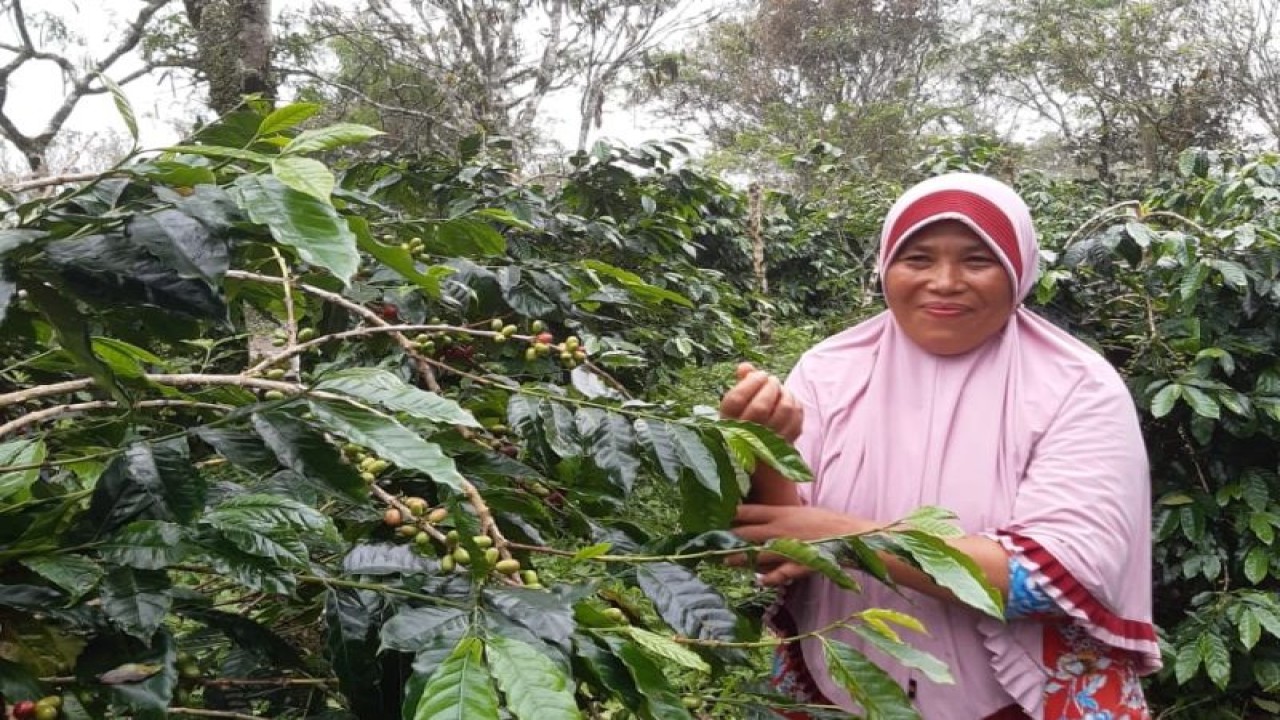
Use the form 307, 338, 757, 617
5, 0, 684, 172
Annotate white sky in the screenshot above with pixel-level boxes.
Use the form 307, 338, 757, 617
4, 0, 690, 172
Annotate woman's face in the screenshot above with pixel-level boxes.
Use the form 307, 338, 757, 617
883, 219, 1016, 355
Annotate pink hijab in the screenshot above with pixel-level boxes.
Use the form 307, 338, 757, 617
777, 173, 1159, 718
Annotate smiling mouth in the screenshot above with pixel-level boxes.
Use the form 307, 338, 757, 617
922, 304, 968, 317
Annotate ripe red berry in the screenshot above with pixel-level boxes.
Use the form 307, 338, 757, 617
13, 700, 37, 719
377, 303, 400, 321
535, 332, 554, 345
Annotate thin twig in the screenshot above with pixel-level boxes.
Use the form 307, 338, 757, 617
4, 171, 112, 192
228, 270, 443, 392
169, 708, 265, 720
198, 677, 336, 689
0, 399, 231, 437
270, 249, 301, 379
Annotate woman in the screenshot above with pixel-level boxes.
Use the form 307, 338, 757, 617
720, 173, 1159, 719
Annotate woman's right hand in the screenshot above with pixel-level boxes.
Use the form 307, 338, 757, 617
719, 362, 803, 443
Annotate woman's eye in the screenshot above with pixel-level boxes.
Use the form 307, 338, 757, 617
965, 256, 997, 266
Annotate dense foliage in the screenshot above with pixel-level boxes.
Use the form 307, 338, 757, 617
0, 103, 996, 719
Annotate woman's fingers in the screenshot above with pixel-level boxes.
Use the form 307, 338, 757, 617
759, 561, 812, 587
720, 368, 796, 437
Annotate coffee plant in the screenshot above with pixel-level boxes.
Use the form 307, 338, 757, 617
0, 100, 995, 719
1024, 149, 1280, 718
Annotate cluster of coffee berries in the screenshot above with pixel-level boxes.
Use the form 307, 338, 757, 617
340, 444, 390, 483
398, 236, 427, 258
381, 500, 540, 587
523, 324, 588, 368
268, 326, 317, 347
7, 695, 61, 720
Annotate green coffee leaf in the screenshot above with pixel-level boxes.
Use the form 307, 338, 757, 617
823, 639, 919, 720
486, 635, 581, 720
307, 397, 467, 491
764, 537, 859, 591
411, 637, 500, 720
272, 156, 335, 201
885, 530, 1002, 618
315, 368, 480, 427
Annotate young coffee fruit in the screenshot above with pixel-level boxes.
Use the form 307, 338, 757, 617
428, 507, 450, 524
495, 559, 521, 575
603, 607, 627, 623
397, 525, 419, 538
521, 569, 539, 585
452, 548, 471, 565
491, 318, 505, 331
297, 327, 316, 342
440, 555, 456, 572
473, 535, 494, 549
484, 547, 500, 565
383, 509, 403, 527
263, 390, 286, 400
265, 368, 287, 379
404, 497, 428, 515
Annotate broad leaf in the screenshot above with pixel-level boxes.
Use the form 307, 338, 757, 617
635, 562, 738, 642
283, 123, 384, 154
26, 282, 126, 404
717, 421, 813, 483
411, 637, 500, 720
273, 156, 336, 201
823, 639, 919, 720
381, 607, 469, 653
577, 408, 640, 492
618, 626, 709, 673
486, 635, 581, 720
307, 398, 467, 491
483, 586, 576, 647
232, 173, 359, 285
252, 411, 367, 502
127, 209, 228, 289
0, 439, 44, 503
202, 493, 338, 542
851, 625, 952, 684
580, 260, 692, 308
20, 554, 103, 602
98, 72, 138, 141
1198, 631, 1231, 689
764, 538, 859, 591
82, 440, 206, 537
101, 566, 172, 642
99, 521, 190, 570
1149, 383, 1181, 418
316, 368, 480, 427
885, 530, 1002, 618
259, 102, 321, 135
610, 638, 694, 720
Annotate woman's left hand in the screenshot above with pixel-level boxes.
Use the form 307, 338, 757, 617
731, 504, 872, 586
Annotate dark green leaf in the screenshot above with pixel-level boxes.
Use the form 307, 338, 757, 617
580, 260, 692, 308
619, 626, 708, 673
202, 493, 338, 541
195, 427, 279, 474
1198, 631, 1231, 689
486, 635, 581, 719
0, 657, 43, 703
1245, 546, 1270, 584
25, 282, 126, 404
82, 440, 206, 537
578, 408, 640, 492
101, 566, 172, 642
76, 629, 178, 720
99, 521, 189, 570
307, 398, 467, 491
410, 637, 500, 720
635, 419, 682, 483
20, 554, 103, 601
1174, 638, 1201, 684
1181, 386, 1220, 419
717, 421, 812, 483
316, 369, 480, 427
42, 233, 226, 319
342, 542, 436, 576
251, 411, 367, 501
127, 209, 228, 289
1241, 608, 1263, 650
381, 607, 469, 653
635, 563, 738, 642
429, 217, 507, 256
764, 538, 859, 591
483, 586, 576, 647
231, 174, 359, 285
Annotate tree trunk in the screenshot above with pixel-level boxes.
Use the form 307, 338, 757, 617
187, 0, 275, 115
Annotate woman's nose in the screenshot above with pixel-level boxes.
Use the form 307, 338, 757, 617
926, 261, 964, 292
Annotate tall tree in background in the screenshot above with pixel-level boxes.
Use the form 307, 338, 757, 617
288, 0, 702, 157
184, 0, 274, 114
1206, 0, 1280, 148
960, 0, 1234, 181
0, 0, 173, 173
654, 0, 952, 178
